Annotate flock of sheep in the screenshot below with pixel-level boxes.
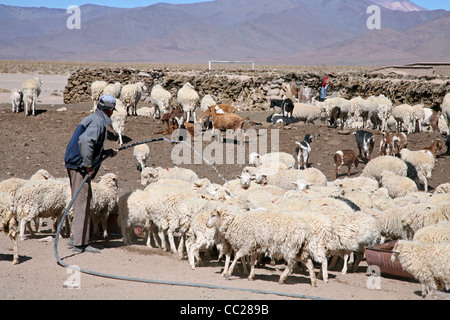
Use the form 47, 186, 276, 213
2, 77, 450, 299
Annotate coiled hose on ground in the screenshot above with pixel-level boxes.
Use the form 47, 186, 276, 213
53, 137, 333, 300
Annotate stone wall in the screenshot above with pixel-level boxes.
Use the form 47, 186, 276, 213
64, 67, 450, 110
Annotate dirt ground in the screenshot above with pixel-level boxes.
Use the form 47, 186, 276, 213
0, 75, 449, 303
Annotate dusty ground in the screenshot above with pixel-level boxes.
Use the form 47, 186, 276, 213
0, 72, 449, 303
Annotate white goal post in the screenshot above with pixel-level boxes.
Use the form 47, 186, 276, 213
208, 60, 255, 70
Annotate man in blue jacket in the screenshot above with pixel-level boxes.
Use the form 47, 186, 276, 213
65, 95, 117, 253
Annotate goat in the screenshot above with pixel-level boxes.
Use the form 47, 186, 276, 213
420, 139, 444, 158
295, 134, 315, 170
329, 106, 343, 129
197, 104, 238, 129
209, 106, 248, 145
270, 99, 294, 124
333, 150, 360, 179
379, 131, 394, 156
392, 132, 408, 156
353, 130, 375, 162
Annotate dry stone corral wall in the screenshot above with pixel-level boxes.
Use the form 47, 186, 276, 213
64, 68, 450, 110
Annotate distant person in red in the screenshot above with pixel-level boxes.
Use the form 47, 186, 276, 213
320, 73, 335, 100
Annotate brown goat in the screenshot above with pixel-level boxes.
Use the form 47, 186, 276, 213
421, 138, 444, 158
197, 104, 238, 129
392, 132, 408, 156
333, 150, 360, 179
379, 131, 394, 156
209, 106, 248, 145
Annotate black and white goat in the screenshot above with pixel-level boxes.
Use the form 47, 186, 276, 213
270, 98, 294, 124
353, 130, 375, 162
295, 134, 315, 170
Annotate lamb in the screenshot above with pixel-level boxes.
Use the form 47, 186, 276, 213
333, 149, 360, 179
209, 105, 248, 145
0, 192, 19, 264
206, 207, 317, 286
353, 130, 375, 162
392, 104, 415, 134
10, 88, 23, 113
400, 149, 435, 191
291, 103, 323, 125
392, 240, 450, 298
102, 82, 122, 99
136, 106, 156, 118
413, 221, 450, 244
89, 173, 118, 240
177, 82, 199, 123
295, 134, 315, 169
90, 80, 108, 112
150, 84, 172, 119
110, 99, 127, 146
15, 178, 71, 240
133, 144, 150, 172
361, 155, 408, 183
120, 81, 147, 116
442, 93, 450, 134
248, 152, 296, 170
140, 167, 199, 186
380, 170, 418, 198
22, 77, 42, 117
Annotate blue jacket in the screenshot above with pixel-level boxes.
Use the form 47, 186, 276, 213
65, 110, 111, 171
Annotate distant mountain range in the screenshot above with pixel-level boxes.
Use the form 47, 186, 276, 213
0, 0, 448, 66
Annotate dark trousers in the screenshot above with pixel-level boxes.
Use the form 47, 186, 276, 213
67, 169, 92, 247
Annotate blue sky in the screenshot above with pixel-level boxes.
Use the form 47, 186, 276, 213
0, 0, 449, 10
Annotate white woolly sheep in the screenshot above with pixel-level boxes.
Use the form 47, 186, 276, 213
400, 203, 449, 240
249, 152, 295, 169
90, 173, 118, 240
361, 155, 408, 183
200, 94, 217, 113
177, 82, 199, 123
256, 167, 327, 190
133, 144, 150, 172
412, 104, 425, 133
0, 169, 55, 197
15, 178, 71, 240
91, 80, 108, 111
141, 167, 199, 186
434, 183, 450, 194
366, 206, 404, 242
380, 170, 418, 199
136, 106, 156, 117
110, 99, 127, 146
392, 240, 450, 298
0, 192, 19, 264
291, 103, 324, 125
10, 89, 22, 113
350, 96, 371, 128
413, 221, 450, 244
368, 95, 393, 131
120, 81, 147, 116
325, 97, 351, 124
400, 149, 435, 191
206, 207, 317, 286
22, 77, 42, 117
332, 176, 379, 194
150, 84, 172, 119
392, 104, 415, 134
103, 82, 122, 99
